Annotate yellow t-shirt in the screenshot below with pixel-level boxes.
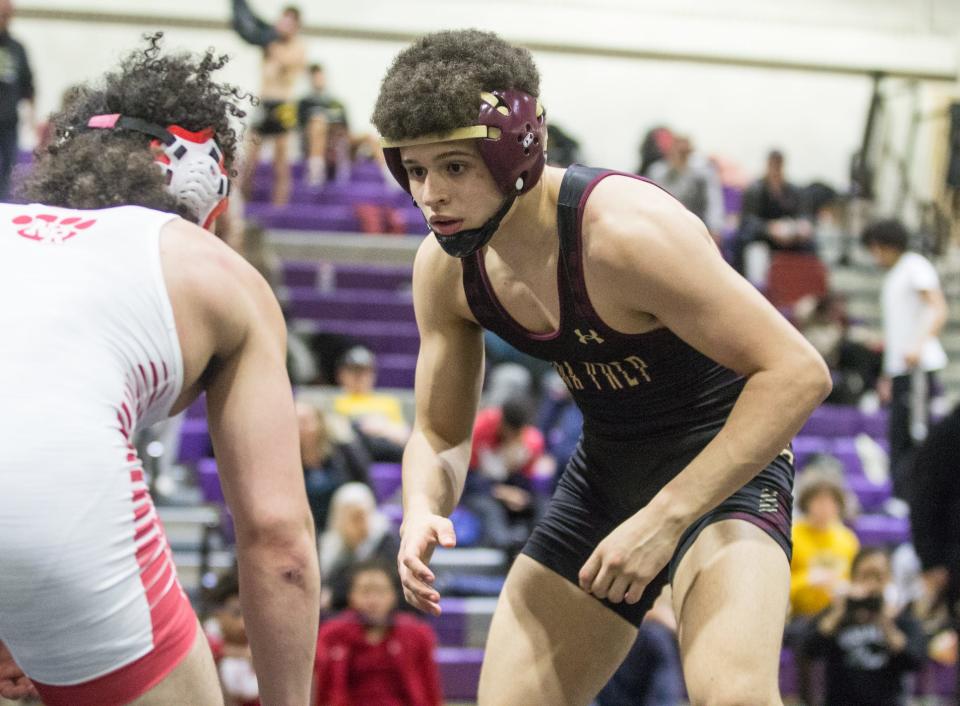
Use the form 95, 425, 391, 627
790, 519, 860, 617
333, 393, 405, 426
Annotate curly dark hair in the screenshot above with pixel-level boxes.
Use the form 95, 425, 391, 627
371, 29, 540, 141
18, 33, 249, 223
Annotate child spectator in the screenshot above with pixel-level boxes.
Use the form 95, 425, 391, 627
790, 466, 860, 619
314, 560, 442, 706
204, 572, 260, 706
787, 465, 861, 705
804, 547, 927, 706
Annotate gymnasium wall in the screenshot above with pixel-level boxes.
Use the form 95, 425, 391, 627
11, 0, 960, 203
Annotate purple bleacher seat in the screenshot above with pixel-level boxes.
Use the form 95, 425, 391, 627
177, 418, 212, 463
915, 661, 958, 696
350, 159, 385, 183
375, 354, 416, 388
828, 437, 865, 476
245, 202, 361, 232
778, 648, 799, 697
253, 161, 305, 181
426, 599, 469, 647
196, 458, 224, 504
286, 288, 414, 322
381, 503, 403, 528
330, 262, 413, 291
292, 319, 420, 356
800, 405, 861, 438
858, 409, 889, 440
281, 261, 320, 288
369, 462, 402, 503
846, 474, 891, 512
437, 647, 484, 700
853, 514, 911, 546
791, 436, 831, 471
186, 394, 206, 419
722, 185, 743, 216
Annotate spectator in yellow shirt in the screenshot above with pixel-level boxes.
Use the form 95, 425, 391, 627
333, 346, 410, 461
790, 468, 860, 617
786, 465, 860, 705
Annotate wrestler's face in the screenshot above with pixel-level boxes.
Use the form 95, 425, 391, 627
401, 139, 504, 238
348, 569, 397, 625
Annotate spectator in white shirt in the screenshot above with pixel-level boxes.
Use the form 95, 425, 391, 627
862, 219, 948, 499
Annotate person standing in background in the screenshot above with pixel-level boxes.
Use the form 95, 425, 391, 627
647, 135, 725, 241
239, 4, 306, 206
0, 0, 33, 201
861, 219, 948, 499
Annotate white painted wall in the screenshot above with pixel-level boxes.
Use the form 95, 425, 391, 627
9, 0, 960, 193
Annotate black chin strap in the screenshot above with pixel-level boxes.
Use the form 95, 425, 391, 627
431, 194, 517, 258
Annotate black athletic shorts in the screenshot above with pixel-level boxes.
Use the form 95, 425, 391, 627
255, 99, 298, 136
522, 427, 794, 626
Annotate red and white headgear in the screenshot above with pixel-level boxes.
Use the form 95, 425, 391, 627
86, 114, 230, 229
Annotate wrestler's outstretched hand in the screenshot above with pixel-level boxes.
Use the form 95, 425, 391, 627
398, 511, 457, 616
0, 641, 38, 700
579, 509, 683, 605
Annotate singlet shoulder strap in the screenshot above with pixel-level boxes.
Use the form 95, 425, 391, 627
556, 164, 609, 317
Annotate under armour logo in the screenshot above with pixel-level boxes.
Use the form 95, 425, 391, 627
574, 328, 604, 345
778, 447, 795, 466
758, 487, 779, 513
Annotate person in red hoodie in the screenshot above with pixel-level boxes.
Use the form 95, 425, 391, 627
314, 560, 442, 706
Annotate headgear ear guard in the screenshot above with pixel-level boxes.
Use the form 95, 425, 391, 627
86, 114, 230, 229
380, 90, 547, 258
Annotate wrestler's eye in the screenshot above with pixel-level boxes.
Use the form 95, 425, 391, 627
447, 162, 467, 175
406, 166, 426, 180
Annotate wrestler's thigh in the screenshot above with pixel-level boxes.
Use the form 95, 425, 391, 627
672, 519, 790, 706
477, 554, 637, 706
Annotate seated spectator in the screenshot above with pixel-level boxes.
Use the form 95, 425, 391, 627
795, 293, 883, 405
463, 397, 554, 553
804, 547, 927, 706
733, 149, 815, 283
647, 134, 724, 239
203, 572, 260, 706
546, 123, 581, 167
791, 465, 860, 619
318, 483, 400, 613
594, 586, 684, 706
332, 346, 410, 462
298, 401, 371, 531
787, 464, 860, 705
314, 560, 442, 706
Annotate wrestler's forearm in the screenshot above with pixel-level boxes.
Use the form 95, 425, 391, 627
650, 358, 830, 525
402, 428, 470, 517
236, 528, 320, 705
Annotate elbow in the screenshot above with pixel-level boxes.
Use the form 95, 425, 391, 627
236, 511, 318, 570
792, 350, 833, 409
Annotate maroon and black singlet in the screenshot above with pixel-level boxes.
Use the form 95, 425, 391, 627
461, 166, 794, 625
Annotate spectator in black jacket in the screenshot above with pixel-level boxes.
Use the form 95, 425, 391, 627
0, 0, 34, 200
804, 547, 927, 706
732, 149, 814, 279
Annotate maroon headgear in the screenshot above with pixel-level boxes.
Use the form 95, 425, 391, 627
381, 90, 546, 196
